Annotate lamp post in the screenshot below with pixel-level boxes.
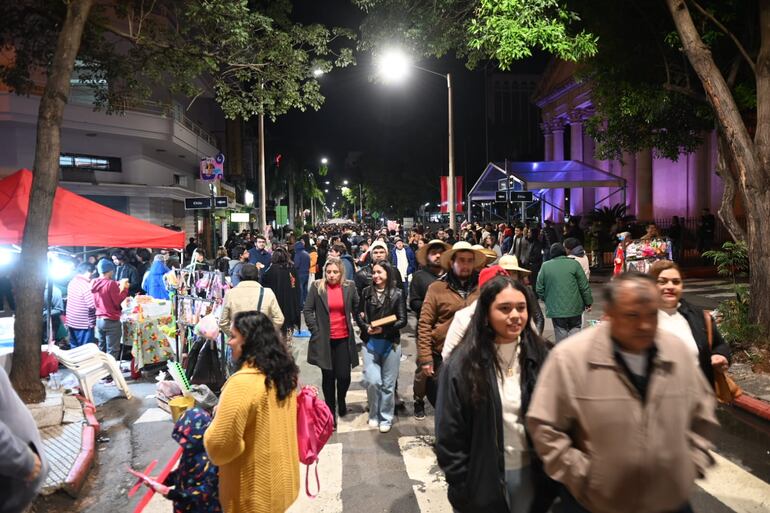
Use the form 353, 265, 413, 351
377, 49, 456, 232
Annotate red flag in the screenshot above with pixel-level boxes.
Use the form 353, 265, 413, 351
440, 176, 463, 213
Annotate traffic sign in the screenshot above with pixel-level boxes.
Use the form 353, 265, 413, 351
495, 190, 508, 203
184, 196, 229, 210
185, 197, 211, 210
510, 191, 533, 202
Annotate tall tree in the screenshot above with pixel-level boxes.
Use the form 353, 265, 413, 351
0, 0, 353, 401
665, 0, 770, 327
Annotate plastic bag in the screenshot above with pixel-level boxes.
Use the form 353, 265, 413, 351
194, 313, 219, 340
190, 384, 218, 412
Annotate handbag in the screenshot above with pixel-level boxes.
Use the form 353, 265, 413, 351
704, 311, 742, 404
185, 337, 226, 393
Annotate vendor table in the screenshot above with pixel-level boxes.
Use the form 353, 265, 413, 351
123, 315, 175, 370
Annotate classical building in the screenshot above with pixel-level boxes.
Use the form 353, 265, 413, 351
532, 60, 724, 223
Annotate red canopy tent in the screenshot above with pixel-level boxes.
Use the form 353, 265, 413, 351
0, 169, 185, 248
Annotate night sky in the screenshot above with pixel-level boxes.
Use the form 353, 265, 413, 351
266, 0, 545, 211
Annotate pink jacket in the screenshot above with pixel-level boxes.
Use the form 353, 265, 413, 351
91, 277, 127, 321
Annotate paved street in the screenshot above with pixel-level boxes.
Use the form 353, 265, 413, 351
32, 278, 770, 513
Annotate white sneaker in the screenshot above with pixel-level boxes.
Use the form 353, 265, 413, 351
368, 419, 379, 428
379, 423, 392, 433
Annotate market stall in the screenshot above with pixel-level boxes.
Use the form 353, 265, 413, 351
122, 296, 176, 371
623, 237, 672, 274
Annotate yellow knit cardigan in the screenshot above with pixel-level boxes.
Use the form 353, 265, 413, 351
204, 367, 299, 513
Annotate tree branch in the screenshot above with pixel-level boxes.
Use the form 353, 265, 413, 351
689, 0, 756, 74
666, 0, 759, 190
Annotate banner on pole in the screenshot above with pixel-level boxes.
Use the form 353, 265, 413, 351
440, 176, 464, 213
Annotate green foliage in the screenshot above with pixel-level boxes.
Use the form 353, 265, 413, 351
702, 241, 749, 283
468, 0, 598, 68
353, 0, 596, 69
715, 285, 765, 350
589, 203, 626, 227
0, 0, 355, 120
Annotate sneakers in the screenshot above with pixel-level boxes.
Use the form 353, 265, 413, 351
379, 423, 392, 433
414, 399, 426, 420
368, 419, 379, 428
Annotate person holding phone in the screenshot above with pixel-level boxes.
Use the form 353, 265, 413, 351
356, 260, 407, 433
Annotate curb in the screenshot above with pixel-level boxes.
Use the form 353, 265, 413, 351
733, 394, 770, 422
64, 397, 100, 496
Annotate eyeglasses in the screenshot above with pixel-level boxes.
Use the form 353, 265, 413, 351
656, 277, 682, 286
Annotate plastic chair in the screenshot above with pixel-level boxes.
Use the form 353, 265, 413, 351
49, 343, 133, 404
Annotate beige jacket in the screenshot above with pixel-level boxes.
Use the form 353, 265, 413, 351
526, 323, 717, 513
219, 281, 284, 332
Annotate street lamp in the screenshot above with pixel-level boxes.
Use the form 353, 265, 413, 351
343, 179, 349, 185
320, 157, 329, 165
313, 68, 324, 77
377, 48, 456, 232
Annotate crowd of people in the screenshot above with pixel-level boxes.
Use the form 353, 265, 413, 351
2, 214, 734, 513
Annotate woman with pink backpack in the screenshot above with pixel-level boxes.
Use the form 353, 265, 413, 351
204, 311, 300, 512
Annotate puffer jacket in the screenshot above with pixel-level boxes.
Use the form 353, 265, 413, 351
535, 256, 592, 318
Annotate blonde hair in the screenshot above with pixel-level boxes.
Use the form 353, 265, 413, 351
316, 257, 346, 293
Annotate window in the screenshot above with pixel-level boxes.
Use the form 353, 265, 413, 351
59, 153, 121, 173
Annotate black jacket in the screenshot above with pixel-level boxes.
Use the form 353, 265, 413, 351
435, 331, 556, 513
356, 286, 408, 344
677, 298, 731, 386
408, 269, 441, 317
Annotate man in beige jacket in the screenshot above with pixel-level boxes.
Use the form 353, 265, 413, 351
219, 264, 284, 332
527, 272, 718, 513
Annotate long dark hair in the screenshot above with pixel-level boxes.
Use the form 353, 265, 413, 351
457, 276, 549, 410
232, 311, 298, 402
371, 259, 396, 292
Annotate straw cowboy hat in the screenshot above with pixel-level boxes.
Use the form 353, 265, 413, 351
498, 254, 531, 274
416, 239, 451, 267
439, 241, 487, 270
472, 244, 497, 265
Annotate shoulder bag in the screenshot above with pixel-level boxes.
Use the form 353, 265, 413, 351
704, 311, 742, 404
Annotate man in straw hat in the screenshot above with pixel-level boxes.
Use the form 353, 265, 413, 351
414, 241, 485, 417
410, 239, 451, 420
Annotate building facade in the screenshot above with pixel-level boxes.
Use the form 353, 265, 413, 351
533, 60, 724, 223
0, 81, 230, 242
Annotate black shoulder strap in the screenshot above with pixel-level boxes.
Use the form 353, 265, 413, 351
257, 286, 264, 311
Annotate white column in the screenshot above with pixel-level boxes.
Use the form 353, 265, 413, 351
542, 124, 554, 161
552, 126, 565, 161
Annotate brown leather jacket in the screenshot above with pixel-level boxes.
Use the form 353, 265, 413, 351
416, 273, 479, 365
526, 323, 718, 513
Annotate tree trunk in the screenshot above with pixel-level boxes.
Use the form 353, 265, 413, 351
667, 0, 770, 332
10, 0, 94, 402
716, 136, 746, 243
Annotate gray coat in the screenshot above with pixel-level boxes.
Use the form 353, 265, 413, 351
0, 367, 49, 513
303, 279, 360, 370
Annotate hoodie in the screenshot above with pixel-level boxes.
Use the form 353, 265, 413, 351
293, 241, 310, 280
567, 244, 590, 280
164, 407, 222, 512
91, 277, 128, 321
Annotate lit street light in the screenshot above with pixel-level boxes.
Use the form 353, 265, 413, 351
377, 48, 456, 232
325, 180, 330, 185
313, 68, 324, 77
343, 179, 349, 185
321, 157, 329, 165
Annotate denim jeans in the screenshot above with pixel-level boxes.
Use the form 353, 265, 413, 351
363, 343, 402, 426
552, 315, 583, 343
69, 327, 95, 348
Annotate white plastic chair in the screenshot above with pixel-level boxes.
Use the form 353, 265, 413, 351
48, 343, 133, 405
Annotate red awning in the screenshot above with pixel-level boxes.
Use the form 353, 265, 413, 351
0, 169, 185, 249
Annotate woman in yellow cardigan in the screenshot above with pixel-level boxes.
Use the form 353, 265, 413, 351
204, 310, 300, 512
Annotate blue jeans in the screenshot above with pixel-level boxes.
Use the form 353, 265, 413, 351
363, 343, 401, 426
552, 315, 582, 343
68, 327, 95, 348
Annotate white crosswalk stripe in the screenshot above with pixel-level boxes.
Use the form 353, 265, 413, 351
288, 443, 343, 512
697, 452, 770, 513
398, 436, 451, 513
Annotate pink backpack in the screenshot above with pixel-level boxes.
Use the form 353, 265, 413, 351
296, 385, 334, 498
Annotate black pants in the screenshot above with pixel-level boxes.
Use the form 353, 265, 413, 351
321, 338, 352, 415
